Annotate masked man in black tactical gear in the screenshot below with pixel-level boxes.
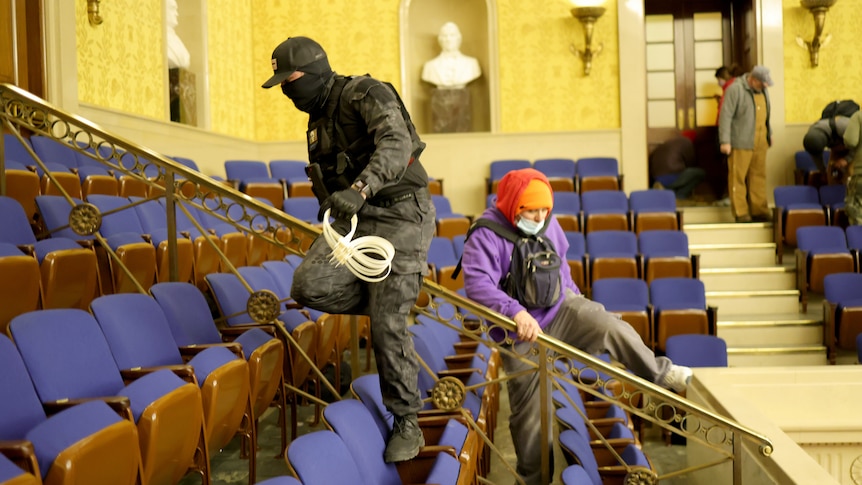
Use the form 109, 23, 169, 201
262, 36, 436, 463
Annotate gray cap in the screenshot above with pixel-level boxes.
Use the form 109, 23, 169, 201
750, 65, 774, 86
261, 37, 328, 88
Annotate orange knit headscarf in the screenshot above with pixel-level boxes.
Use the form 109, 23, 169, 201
495, 168, 554, 225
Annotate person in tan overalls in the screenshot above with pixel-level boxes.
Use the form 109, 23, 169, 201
718, 65, 773, 223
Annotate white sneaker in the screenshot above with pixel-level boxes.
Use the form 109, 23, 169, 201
662, 365, 692, 393
714, 197, 731, 207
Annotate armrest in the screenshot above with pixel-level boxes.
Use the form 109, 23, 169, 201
691, 253, 700, 279
417, 445, 458, 460
437, 368, 482, 383
121, 364, 196, 385
707, 306, 718, 335
42, 396, 133, 421
418, 408, 474, 422
585, 417, 629, 439
0, 440, 39, 476
15, 244, 35, 256
219, 322, 276, 334
442, 353, 482, 368
451, 340, 480, 354
179, 342, 244, 360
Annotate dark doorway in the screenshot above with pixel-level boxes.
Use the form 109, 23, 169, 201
644, 0, 756, 201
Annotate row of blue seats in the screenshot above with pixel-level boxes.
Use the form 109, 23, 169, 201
794, 225, 862, 312
774, 184, 852, 262
0, 280, 293, 484
428, 229, 698, 295
822, 273, 862, 363
488, 157, 622, 194
589, 277, 715, 352
487, 188, 682, 235
222, 159, 445, 207
0, 192, 302, 335
2, 134, 206, 207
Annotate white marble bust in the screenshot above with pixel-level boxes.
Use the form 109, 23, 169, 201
166, 0, 190, 69
421, 22, 481, 89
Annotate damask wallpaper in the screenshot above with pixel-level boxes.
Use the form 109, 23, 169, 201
783, 0, 862, 123
496, 0, 620, 132
208, 0, 255, 139
251, 0, 403, 142
73, 1, 622, 141
75, 0, 165, 119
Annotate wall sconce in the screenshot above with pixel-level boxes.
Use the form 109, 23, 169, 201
569, 2, 606, 76
796, 0, 837, 67
88, 0, 104, 26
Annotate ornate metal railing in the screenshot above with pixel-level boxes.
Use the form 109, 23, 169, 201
0, 83, 772, 484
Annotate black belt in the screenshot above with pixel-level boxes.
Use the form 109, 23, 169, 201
368, 191, 415, 209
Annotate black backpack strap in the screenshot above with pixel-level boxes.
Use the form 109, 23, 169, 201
470, 218, 520, 243
452, 218, 520, 280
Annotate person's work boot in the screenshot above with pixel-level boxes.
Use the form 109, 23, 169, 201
384, 414, 424, 462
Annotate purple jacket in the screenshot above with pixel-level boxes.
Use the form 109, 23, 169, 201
461, 207, 580, 330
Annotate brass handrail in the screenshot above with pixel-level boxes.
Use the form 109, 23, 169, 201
0, 82, 773, 484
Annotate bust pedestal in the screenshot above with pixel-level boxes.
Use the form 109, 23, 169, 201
430, 88, 471, 133
169, 68, 197, 126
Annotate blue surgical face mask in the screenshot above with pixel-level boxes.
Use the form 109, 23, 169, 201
516, 217, 543, 235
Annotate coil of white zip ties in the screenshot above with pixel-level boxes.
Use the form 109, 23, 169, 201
321, 209, 395, 282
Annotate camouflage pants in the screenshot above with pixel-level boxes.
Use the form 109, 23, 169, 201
291, 188, 435, 417
846, 175, 862, 226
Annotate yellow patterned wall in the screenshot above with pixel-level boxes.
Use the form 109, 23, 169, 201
252, 0, 621, 141
251, 0, 403, 142
497, 0, 620, 132
75, 0, 165, 119
208, 0, 255, 139
73, 1, 622, 141
783, 0, 862, 123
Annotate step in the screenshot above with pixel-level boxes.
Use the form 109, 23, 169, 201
699, 266, 796, 292
718, 314, 823, 347
726, 345, 828, 366
706, 289, 800, 316
680, 206, 734, 224
690, 243, 777, 268
684, 222, 774, 245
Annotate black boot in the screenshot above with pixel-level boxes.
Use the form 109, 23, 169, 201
383, 414, 424, 462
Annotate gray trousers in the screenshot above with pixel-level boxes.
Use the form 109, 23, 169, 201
504, 290, 673, 485
290, 188, 435, 417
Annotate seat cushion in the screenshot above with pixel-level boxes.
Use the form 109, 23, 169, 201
234, 327, 276, 359
25, 400, 123, 478
187, 346, 239, 386
118, 368, 188, 422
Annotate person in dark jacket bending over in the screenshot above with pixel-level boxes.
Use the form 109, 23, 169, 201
262, 36, 435, 462
461, 168, 692, 485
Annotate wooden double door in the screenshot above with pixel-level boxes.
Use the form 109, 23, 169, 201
0, 0, 44, 98
645, 0, 756, 200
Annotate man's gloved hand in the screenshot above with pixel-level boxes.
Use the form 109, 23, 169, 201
321, 188, 366, 221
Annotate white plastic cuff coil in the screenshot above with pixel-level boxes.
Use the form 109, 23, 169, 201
320, 209, 395, 282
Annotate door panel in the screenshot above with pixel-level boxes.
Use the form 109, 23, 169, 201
645, 0, 753, 200
0, 0, 44, 97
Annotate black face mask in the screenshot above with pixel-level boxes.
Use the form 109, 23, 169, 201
282, 73, 326, 113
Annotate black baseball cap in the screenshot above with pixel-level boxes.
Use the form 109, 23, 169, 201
261, 36, 328, 88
